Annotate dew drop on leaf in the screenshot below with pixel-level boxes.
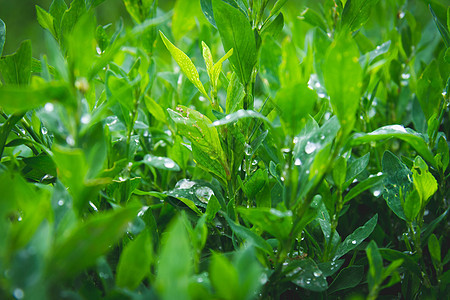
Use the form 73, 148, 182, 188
305, 141, 316, 154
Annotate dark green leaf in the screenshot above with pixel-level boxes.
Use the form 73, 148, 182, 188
428, 234, 441, 272
224, 215, 273, 255
0, 19, 5, 56
0, 40, 32, 85
341, 0, 380, 32
328, 265, 364, 294
285, 258, 328, 292
429, 4, 450, 47
417, 60, 443, 121
334, 214, 378, 259
366, 240, 383, 289
212, 0, 257, 85
381, 151, 411, 220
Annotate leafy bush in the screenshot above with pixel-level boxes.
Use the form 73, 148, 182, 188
0, 0, 449, 299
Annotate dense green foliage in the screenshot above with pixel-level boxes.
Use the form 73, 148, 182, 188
0, 0, 449, 299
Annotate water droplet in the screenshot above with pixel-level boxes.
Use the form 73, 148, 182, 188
424, 210, 429, 216
164, 160, 176, 169
293, 136, 299, 144
244, 144, 252, 156
66, 135, 75, 146
259, 273, 268, 285
351, 240, 357, 244
195, 186, 214, 203
294, 158, 302, 166
313, 270, 322, 277
13, 288, 24, 299
305, 141, 316, 154
89, 201, 98, 212
58, 200, 64, 206
44, 103, 54, 112
401, 73, 410, 80
17, 216, 22, 222
373, 190, 381, 197
41, 127, 48, 135
398, 11, 405, 19
225, 115, 232, 120
212, 121, 220, 126
81, 114, 91, 124
138, 206, 149, 217
99, 272, 108, 279
176, 179, 196, 189
197, 277, 204, 283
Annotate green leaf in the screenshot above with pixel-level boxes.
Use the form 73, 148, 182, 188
210, 252, 239, 299
334, 214, 378, 259
299, 8, 327, 33
168, 106, 229, 181
344, 174, 385, 204
429, 4, 450, 47
403, 189, 421, 222
226, 73, 245, 113
238, 207, 293, 240
36, 5, 56, 38
381, 151, 412, 220
243, 169, 268, 199
144, 95, 167, 124
206, 195, 221, 222
60, 0, 86, 36
0, 81, 72, 114
0, 40, 32, 85
49, 207, 139, 279
276, 83, 317, 135
141, 154, 180, 171
155, 216, 193, 300
436, 136, 449, 172
212, 0, 257, 85
172, 0, 202, 40
345, 153, 370, 186
116, 230, 153, 289
352, 125, 436, 168
49, 0, 68, 37
379, 248, 420, 277
211, 109, 271, 127
428, 234, 441, 272
123, 0, 153, 23
412, 156, 438, 207
366, 240, 383, 290
160, 31, 210, 101
0, 19, 5, 56
341, 0, 379, 32
224, 215, 273, 255
106, 71, 134, 112
328, 265, 364, 294
323, 33, 362, 133
200, 0, 216, 27
422, 208, 449, 245
261, 12, 284, 38
284, 258, 328, 292
270, 0, 288, 17
333, 156, 347, 189
417, 60, 443, 120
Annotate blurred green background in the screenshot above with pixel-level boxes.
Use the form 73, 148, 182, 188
0, 0, 175, 56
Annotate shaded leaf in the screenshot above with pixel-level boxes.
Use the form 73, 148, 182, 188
341, 0, 380, 32
334, 214, 378, 259
328, 265, 364, 294
116, 230, 152, 289
0, 40, 32, 85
